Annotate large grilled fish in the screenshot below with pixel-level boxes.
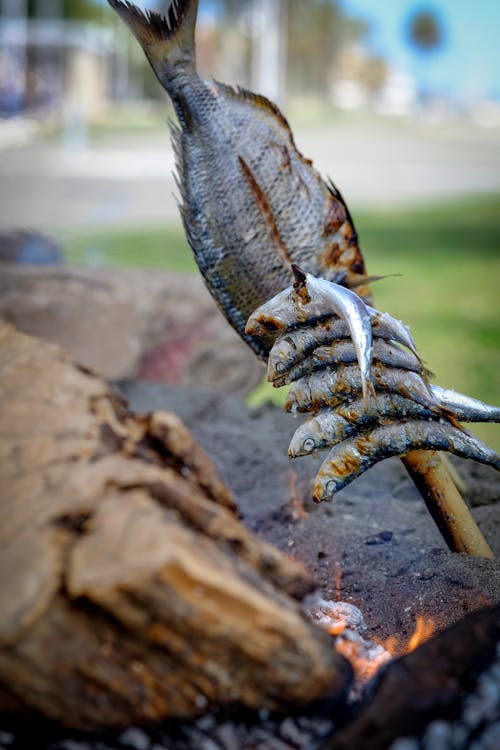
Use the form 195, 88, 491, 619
110, 0, 499, 556
108, 0, 370, 359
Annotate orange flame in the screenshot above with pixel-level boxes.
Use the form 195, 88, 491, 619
406, 615, 435, 652
331, 614, 436, 686
379, 615, 436, 657
287, 470, 308, 520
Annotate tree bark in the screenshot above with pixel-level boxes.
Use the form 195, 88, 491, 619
0, 322, 349, 730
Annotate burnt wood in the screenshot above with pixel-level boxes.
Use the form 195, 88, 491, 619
0, 322, 349, 730
320, 605, 500, 750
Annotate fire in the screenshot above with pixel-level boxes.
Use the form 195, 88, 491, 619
308, 599, 437, 694
380, 615, 436, 657
406, 615, 435, 652
334, 633, 392, 686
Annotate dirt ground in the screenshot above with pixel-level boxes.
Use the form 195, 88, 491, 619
118, 380, 500, 646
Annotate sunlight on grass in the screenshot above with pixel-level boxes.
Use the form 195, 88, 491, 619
64, 225, 196, 273
61, 193, 500, 451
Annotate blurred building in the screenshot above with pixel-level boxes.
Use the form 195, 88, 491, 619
0, 0, 113, 121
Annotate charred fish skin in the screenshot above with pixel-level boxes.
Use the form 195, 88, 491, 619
431, 386, 500, 423
285, 365, 441, 414
108, 0, 371, 361
271, 339, 424, 388
288, 395, 437, 458
314, 421, 500, 500
268, 315, 424, 378
246, 267, 375, 404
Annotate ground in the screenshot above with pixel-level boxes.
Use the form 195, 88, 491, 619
119, 380, 500, 646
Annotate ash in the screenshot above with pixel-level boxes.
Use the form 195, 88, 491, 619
0, 711, 337, 750
306, 598, 392, 700
390, 644, 500, 750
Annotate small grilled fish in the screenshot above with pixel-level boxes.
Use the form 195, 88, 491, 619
270, 339, 424, 388
431, 386, 500, 423
289, 388, 500, 458
288, 394, 437, 457
314, 421, 500, 500
247, 266, 374, 404
108, 0, 371, 359
285, 365, 441, 414
268, 315, 424, 377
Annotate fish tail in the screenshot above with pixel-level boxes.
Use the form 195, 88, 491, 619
108, 0, 198, 89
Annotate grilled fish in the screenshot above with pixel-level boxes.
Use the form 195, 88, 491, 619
108, 0, 371, 359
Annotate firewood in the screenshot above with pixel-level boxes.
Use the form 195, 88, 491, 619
0, 322, 349, 730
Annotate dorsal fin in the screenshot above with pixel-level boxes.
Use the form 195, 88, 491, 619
213, 80, 294, 139
326, 177, 358, 240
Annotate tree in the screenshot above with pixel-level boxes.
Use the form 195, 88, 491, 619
406, 7, 445, 100
26, 0, 101, 21
407, 8, 444, 56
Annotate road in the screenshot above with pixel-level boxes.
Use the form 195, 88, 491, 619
1, 115, 500, 235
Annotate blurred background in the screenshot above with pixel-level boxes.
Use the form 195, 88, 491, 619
0, 0, 499, 448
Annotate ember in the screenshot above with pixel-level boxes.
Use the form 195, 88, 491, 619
307, 599, 438, 691
307, 599, 392, 694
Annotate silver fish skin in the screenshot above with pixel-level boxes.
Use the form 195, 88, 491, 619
247, 269, 374, 404
367, 307, 420, 359
288, 394, 436, 457
271, 339, 423, 388
268, 319, 350, 377
285, 365, 440, 414
108, 0, 371, 361
268, 315, 425, 378
431, 386, 500, 423
314, 421, 500, 500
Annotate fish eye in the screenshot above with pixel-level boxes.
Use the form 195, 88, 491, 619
276, 362, 286, 374
303, 437, 317, 452
326, 480, 337, 496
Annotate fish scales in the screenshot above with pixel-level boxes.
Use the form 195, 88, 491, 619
271, 339, 423, 387
314, 421, 500, 499
108, 0, 369, 359
285, 365, 439, 414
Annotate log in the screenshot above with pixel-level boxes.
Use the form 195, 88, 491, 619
0, 322, 350, 730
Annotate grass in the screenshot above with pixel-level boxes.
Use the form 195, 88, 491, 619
64, 225, 197, 273
62, 193, 500, 451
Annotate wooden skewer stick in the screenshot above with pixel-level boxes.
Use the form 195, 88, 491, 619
366, 280, 494, 559
402, 450, 494, 558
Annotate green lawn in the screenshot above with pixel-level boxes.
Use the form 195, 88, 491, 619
63, 193, 500, 451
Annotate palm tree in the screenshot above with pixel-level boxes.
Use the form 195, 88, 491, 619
406, 7, 444, 100
407, 8, 444, 55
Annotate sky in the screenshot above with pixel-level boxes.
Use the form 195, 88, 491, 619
113, 0, 500, 102
339, 0, 500, 101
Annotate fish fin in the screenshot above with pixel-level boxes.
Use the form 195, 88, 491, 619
291, 264, 312, 305
213, 80, 294, 138
108, 0, 198, 85
326, 178, 358, 243
346, 273, 402, 289
238, 156, 293, 271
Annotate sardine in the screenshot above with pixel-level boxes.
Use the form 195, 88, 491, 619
109, 0, 371, 360
285, 365, 441, 414
367, 307, 420, 360
431, 386, 500, 423
248, 266, 374, 403
271, 338, 423, 387
288, 395, 437, 457
268, 314, 425, 378
314, 421, 500, 500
